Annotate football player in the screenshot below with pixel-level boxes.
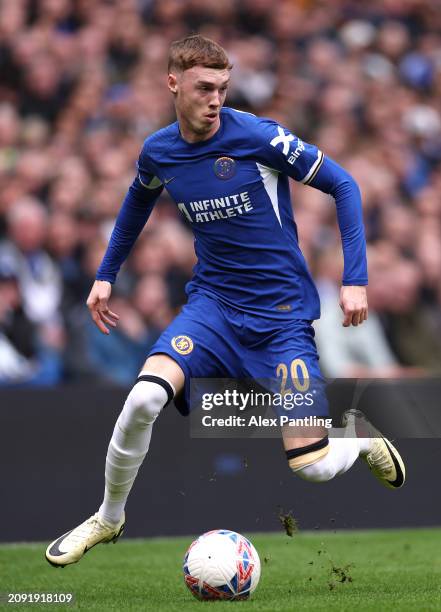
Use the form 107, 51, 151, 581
46, 35, 404, 567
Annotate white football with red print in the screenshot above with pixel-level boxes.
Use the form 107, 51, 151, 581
183, 529, 261, 600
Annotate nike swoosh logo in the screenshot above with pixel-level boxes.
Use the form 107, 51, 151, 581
47, 530, 73, 557
139, 174, 176, 189
383, 439, 405, 488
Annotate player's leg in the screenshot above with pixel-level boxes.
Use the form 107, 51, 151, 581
283, 425, 370, 483
281, 385, 405, 487
97, 353, 184, 527
46, 353, 184, 568
283, 414, 405, 487
282, 399, 405, 488
245, 317, 405, 487
46, 293, 242, 567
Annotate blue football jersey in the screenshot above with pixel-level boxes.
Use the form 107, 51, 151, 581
97, 107, 367, 320
138, 107, 326, 319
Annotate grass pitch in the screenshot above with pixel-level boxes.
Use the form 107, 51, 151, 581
0, 529, 440, 611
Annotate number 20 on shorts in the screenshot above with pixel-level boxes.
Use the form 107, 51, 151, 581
276, 359, 310, 394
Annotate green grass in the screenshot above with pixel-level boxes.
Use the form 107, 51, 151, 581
1, 529, 440, 611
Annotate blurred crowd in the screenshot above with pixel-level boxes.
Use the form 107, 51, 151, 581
0, 0, 440, 385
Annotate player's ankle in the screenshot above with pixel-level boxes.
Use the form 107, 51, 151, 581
358, 436, 373, 456
98, 507, 123, 528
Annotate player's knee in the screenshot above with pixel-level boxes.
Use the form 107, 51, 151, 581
124, 376, 174, 427
287, 437, 335, 482
126, 382, 163, 425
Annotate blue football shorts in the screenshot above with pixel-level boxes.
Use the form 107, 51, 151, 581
148, 291, 328, 418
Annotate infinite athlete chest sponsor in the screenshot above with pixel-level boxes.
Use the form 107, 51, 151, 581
177, 191, 253, 223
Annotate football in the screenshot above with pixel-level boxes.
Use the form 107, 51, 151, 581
183, 529, 261, 600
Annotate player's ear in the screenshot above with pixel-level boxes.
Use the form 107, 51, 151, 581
168, 73, 178, 94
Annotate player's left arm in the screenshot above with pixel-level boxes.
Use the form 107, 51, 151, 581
307, 156, 368, 328
257, 120, 368, 327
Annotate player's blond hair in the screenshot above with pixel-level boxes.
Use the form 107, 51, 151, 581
168, 34, 232, 73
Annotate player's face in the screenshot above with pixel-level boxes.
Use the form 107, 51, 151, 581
168, 66, 230, 142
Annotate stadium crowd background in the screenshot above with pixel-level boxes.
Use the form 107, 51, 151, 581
0, 0, 440, 385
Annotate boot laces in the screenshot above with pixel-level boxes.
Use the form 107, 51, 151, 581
367, 442, 393, 475
63, 515, 107, 547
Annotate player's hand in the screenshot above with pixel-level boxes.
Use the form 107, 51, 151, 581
339, 285, 368, 327
86, 280, 120, 335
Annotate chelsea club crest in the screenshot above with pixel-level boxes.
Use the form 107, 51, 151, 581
214, 156, 236, 180
171, 335, 194, 355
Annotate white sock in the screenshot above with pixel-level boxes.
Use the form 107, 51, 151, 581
295, 437, 363, 482
98, 374, 174, 525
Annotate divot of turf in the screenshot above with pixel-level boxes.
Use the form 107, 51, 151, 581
277, 507, 298, 537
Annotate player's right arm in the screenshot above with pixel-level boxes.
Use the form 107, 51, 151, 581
86, 279, 118, 335
88, 145, 164, 334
